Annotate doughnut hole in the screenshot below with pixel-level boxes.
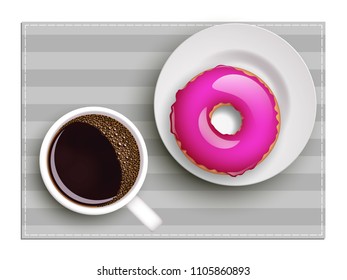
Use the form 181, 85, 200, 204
210, 104, 242, 135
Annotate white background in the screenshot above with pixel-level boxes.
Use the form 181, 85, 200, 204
0, 0, 346, 279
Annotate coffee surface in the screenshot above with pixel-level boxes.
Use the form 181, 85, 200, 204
48, 114, 140, 207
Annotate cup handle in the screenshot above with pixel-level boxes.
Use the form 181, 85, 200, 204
126, 196, 162, 231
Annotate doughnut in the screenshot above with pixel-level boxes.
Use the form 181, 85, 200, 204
170, 65, 280, 177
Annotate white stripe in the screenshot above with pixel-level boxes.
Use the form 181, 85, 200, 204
22, 86, 325, 104
23, 22, 324, 36
24, 190, 323, 209
22, 86, 155, 104
23, 225, 324, 237
22, 121, 159, 140
22, 155, 324, 175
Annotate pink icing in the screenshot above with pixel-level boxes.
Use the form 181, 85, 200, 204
170, 65, 280, 177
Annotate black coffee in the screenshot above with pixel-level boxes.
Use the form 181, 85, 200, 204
48, 114, 140, 207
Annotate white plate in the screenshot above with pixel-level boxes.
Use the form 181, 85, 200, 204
154, 23, 316, 186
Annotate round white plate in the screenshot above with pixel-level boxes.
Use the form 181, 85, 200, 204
154, 23, 316, 186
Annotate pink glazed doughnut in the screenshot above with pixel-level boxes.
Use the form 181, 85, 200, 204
170, 65, 280, 177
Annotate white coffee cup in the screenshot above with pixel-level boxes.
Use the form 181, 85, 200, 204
39, 107, 162, 231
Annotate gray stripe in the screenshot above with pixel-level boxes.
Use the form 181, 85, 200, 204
22, 69, 324, 87
311, 69, 325, 87
24, 52, 170, 70
23, 104, 155, 121
24, 51, 322, 71
22, 138, 322, 157
299, 139, 323, 156
23, 225, 324, 236
278, 35, 324, 52
22, 155, 324, 175
22, 173, 324, 192
316, 87, 325, 104
147, 155, 323, 175
22, 35, 190, 52
22, 86, 325, 105
22, 121, 160, 140
21, 104, 324, 121
311, 121, 324, 139
23, 208, 322, 225
282, 156, 323, 174
23, 87, 155, 105
22, 22, 324, 36
24, 190, 322, 209
318, 104, 325, 121
22, 35, 324, 53
22, 70, 160, 87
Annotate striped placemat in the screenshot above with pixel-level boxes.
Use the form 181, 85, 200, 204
21, 22, 325, 239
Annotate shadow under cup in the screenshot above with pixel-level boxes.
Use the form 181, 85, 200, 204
39, 107, 148, 216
